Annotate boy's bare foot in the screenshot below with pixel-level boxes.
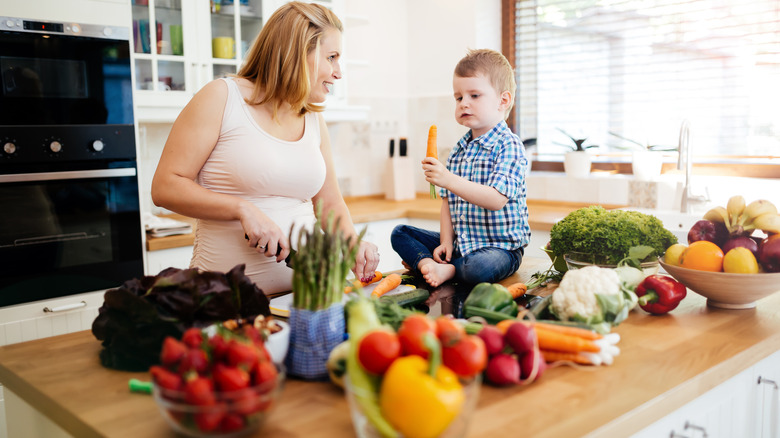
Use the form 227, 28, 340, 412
419, 261, 456, 287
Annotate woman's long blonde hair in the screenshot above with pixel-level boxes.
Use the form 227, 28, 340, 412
237, 2, 342, 118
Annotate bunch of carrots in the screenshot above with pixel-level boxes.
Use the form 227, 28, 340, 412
497, 320, 621, 366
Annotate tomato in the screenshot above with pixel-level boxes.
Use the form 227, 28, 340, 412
434, 315, 465, 347
397, 314, 437, 358
442, 334, 488, 378
358, 330, 401, 375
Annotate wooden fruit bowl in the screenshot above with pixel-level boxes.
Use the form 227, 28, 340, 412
659, 259, 780, 309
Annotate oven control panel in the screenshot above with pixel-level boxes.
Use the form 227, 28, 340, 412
0, 125, 135, 167
0, 16, 129, 41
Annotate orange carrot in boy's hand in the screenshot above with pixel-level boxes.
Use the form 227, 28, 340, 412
426, 125, 438, 199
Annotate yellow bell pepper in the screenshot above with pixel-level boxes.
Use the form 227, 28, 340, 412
379, 334, 464, 438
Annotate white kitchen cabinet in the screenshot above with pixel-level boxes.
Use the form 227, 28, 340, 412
131, 0, 366, 122
145, 245, 194, 275
632, 359, 772, 438
753, 350, 780, 438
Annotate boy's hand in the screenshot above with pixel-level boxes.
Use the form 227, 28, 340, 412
432, 243, 453, 263
422, 157, 451, 188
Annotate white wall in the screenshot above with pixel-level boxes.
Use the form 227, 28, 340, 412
4, 0, 130, 27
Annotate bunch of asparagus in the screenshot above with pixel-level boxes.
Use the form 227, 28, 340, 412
290, 202, 365, 311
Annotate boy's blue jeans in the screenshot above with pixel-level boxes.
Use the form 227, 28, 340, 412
390, 224, 524, 285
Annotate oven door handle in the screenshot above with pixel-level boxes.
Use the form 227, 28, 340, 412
0, 168, 136, 183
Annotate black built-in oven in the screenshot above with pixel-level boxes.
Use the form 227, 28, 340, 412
0, 17, 143, 307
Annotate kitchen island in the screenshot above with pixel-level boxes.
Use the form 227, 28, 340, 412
2, 257, 780, 437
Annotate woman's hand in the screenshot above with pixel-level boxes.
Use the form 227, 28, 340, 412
239, 202, 290, 263
432, 242, 453, 263
353, 240, 380, 283
422, 157, 452, 189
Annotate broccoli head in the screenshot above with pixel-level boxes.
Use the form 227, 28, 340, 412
549, 206, 678, 265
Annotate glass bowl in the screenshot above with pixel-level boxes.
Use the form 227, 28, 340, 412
659, 259, 780, 309
152, 364, 285, 438
564, 252, 660, 276
343, 373, 481, 438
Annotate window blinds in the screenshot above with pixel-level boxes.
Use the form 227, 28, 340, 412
514, 0, 780, 159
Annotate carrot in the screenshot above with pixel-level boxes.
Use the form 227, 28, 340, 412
344, 271, 383, 294
371, 273, 402, 298
506, 282, 528, 299
534, 326, 600, 353
540, 349, 594, 365
533, 321, 602, 340
495, 318, 516, 334
426, 125, 438, 199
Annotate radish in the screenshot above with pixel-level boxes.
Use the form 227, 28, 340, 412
520, 348, 547, 380
504, 322, 536, 354
485, 354, 520, 386
477, 325, 505, 356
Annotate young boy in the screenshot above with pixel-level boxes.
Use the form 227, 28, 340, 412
391, 48, 530, 287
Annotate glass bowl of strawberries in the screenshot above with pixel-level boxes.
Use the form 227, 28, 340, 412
149, 324, 286, 437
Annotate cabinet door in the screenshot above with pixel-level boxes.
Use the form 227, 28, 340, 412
754, 350, 780, 438
632, 367, 756, 438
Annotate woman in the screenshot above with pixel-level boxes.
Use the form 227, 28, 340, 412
151, 2, 379, 294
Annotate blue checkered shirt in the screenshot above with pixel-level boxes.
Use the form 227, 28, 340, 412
439, 120, 530, 255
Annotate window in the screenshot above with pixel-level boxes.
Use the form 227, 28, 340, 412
509, 0, 780, 163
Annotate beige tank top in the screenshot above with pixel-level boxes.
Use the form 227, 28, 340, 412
190, 77, 326, 294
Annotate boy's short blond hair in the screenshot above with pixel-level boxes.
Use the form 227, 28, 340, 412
454, 49, 516, 117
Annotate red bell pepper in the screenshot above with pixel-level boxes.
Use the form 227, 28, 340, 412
636, 275, 687, 315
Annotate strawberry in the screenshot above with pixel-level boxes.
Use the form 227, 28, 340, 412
184, 376, 216, 406
232, 388, 262, 416
253, 359, 278, 388
208, 334, 229, 363
194, 402, 226, 432
149, 365, 183, 391
213, 363, 250, 392
160, 337, 187, 368
220, 413, 245, 433
226, 340, 259, 369
181, 327, 204, 349
178, 348, 210, 375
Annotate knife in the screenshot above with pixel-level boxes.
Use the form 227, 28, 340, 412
389, 138, 395, 157
244, 234, 295, 268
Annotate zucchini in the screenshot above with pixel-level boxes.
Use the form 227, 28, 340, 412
378, 288, 430, 308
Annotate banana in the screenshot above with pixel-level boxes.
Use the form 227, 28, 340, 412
703, 206, 729, 225
742, 199, 778, 226
726, 195, 746, 228
751, 213, 780, 235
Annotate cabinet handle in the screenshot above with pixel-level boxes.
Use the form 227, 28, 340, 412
43, 301, 87, 313
758, 376, 779, 389
669, 432, 689, 438
684, 421, 708, 437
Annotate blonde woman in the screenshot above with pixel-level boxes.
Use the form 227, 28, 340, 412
152, 2, 379, 294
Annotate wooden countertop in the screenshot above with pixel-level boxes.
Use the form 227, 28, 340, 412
146, 195, 624, 251
3, 257, 780, 437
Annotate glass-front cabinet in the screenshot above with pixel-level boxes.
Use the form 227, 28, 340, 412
130, 0, 362, 123
130, 0, 283, 122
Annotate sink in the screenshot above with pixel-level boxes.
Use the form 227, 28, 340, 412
620, 207, 700, 244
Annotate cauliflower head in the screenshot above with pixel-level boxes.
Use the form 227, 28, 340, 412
550, 265, 621, 322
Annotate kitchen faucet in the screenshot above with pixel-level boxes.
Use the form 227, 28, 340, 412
677, 119, 709, 213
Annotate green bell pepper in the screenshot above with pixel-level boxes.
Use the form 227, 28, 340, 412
463, 283, 519, 324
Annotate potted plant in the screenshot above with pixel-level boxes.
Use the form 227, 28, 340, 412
609, 132, 677, 181
555, 128, 598, 178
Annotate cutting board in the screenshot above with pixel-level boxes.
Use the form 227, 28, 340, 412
269, 282, 415, 317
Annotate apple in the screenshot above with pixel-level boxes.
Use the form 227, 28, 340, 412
687, 220, 728, 248
759, 236, 780, 273
722, 236, 759, 258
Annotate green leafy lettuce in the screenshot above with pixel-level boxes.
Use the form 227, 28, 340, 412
91, 264, 270, 371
